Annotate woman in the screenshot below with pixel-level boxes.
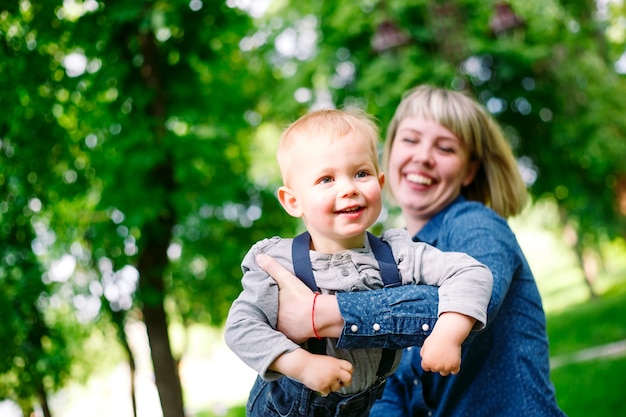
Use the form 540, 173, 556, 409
257, 85, 565, 416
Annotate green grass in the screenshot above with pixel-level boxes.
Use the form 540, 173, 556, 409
551, 357, 626, 417
510, 203, 626, 415
196, 405, 245, 417
547, 288, 626, 357
546, 283, 626, 416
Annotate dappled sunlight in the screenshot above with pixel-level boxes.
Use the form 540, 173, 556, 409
42, 323, 255, 417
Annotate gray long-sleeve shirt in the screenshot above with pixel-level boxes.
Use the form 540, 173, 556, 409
224, 228, 492, 394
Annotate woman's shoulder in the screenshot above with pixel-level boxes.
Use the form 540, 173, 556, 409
444, 199, 508, 228
438, 199, 518, 250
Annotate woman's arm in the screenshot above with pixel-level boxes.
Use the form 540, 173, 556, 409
336, 285, 439, 349
256, 253, 439, 349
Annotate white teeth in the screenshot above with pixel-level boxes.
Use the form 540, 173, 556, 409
406, 173, 433, 185
341, 207, 359, 213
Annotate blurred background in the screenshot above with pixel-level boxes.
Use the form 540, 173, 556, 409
1, 1, 625, 416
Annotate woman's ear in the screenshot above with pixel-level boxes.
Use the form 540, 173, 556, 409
462, 160, 480, 186
277, 186, 303, 218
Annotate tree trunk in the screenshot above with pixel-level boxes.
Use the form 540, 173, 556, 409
136, 158, 184, 417
112, 310, 139, 417
38, 383, 52, 417
143, 299, 185, 417
574, 240, 599, 300
126, 4, 185, 415
126, 341, 139, 417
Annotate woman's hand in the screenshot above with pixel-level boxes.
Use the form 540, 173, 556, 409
257, 253, 345, 342
256, 253, 316, 343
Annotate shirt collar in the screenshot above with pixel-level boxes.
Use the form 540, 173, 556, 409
414, 194, 466, 245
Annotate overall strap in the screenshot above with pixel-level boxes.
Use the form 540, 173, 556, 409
292, 232, 325, 355
366, 232, 400, 377
291, 231, 400, 375
292, 231, 319, 292
366, 232, 400, 287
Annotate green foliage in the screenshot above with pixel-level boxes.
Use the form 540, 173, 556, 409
258, 0, 626, 243
1, 0, 296, 412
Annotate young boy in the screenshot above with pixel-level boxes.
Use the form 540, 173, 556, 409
224, 109, 493, 417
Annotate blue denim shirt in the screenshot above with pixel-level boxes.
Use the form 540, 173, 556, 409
336, 196, 566, 416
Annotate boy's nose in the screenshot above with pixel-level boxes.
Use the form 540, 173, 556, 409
338, 179, 359, 197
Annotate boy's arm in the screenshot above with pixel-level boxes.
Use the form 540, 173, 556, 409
269, 348, 353, 396
228, 245, 353, 394
410, 242, 493, 330
225, 244, 303, 380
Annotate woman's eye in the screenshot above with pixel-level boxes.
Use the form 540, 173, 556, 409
437, 142, 459, 153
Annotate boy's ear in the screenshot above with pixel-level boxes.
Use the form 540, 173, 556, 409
378, 172, 385, 188
277, 186, 303, 218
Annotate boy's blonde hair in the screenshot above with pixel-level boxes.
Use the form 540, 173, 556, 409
277, 108, 381, 187
383, 85, 528, 218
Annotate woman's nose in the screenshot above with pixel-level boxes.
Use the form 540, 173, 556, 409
411, 144, 434, 165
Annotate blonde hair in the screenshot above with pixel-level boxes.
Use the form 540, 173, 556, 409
277, 108, 381, 187
383, 85, 528, 218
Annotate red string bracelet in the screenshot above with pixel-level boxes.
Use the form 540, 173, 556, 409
312, 292, 322, 340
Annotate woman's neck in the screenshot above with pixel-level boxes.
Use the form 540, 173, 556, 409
404, 215, 427, 238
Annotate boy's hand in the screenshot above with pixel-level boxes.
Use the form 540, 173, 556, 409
300, 354, 353, 396
420, 332, 462, 376
270, 348, 353, 396
420, 312, 476, 376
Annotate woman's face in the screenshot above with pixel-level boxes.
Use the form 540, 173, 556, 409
387, 116, 478, 235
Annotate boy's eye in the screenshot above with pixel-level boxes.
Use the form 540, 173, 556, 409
318, 176, 333, 184
355, 171, 369, 178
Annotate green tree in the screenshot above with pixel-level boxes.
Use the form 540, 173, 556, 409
0, 2, 104, 415
3, 1, 295, 415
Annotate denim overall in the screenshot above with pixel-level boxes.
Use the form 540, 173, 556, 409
246, 232, 400, 417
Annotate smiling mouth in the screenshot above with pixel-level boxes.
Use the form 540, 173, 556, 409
336, 206, 363, 214
406, 173, 433, 186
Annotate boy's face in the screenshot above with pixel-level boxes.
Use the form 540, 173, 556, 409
281, 132, 384, 253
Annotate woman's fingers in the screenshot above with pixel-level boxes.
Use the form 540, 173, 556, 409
256, 253, 308, 292
256, 253, 314, 342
